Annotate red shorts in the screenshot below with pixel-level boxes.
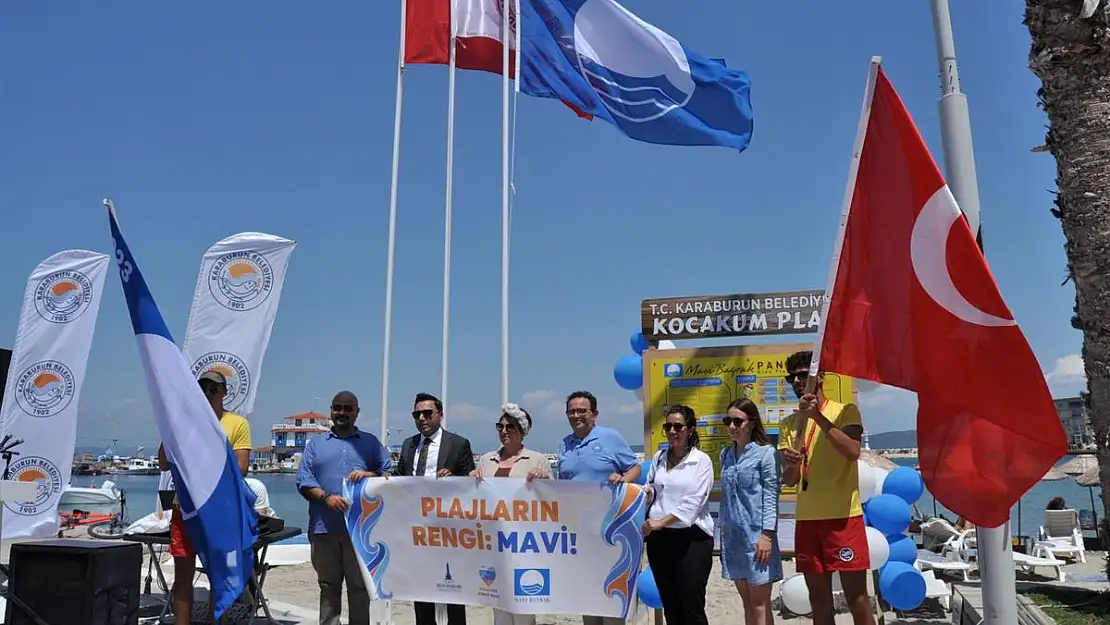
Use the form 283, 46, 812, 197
794, 516, 870, 573
169, 505, 196, 558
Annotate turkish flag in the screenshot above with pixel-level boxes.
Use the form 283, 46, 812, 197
405, 0, 517, 77
820, 66, 1068, 527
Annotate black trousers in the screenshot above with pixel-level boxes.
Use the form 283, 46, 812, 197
413, 602, 467, 625
645, 526, 713, 625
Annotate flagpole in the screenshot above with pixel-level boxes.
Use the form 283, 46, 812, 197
929, 1, 1015, 623
442, 35, 457, 416
381, 0, 406, 449
794, 57, 883, 447
500, 0, 511, 405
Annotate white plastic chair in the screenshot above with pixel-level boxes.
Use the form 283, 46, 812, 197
1014, 544, 1067, 582
1038, 508, 1086, 563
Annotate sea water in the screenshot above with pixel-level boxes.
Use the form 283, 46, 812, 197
75, 457, 1101, 545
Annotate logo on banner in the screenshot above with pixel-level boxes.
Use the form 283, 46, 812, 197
513, 568, 551, 601
33, 270, 95, 323
15, 360, 76, 418
208, 251, 274, 311
436, 562, 463, 594
191, 352, 251, 411
4, 456, 63, 515
477, 566, 499, 599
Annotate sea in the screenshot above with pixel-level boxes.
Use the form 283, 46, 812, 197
76, 457, 1101, 544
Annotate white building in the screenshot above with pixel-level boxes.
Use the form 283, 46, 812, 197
1054, 396, 1095, 450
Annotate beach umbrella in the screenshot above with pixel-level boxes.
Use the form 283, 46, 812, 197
1076, 467, 1100, 488
1058, 454, 1098, 476
1074, 466, 1102, 541
1015, 466, 1070, 545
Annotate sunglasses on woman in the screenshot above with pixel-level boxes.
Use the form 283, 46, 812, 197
661, 423, 687, 432
494, 422, 519, 432
721, 417, 750, 427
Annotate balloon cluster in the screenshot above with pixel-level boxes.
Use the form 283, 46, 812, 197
780, 464, 928, 615
615, 331, 675, 392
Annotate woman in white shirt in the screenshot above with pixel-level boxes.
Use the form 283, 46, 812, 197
642, 405, 715, 625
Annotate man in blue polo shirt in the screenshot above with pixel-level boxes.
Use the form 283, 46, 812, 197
297, 390, 392, 625
558, 390, 641, 625
559, 390, 641, 484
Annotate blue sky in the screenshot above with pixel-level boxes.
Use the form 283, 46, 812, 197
0, 1, 1087, 455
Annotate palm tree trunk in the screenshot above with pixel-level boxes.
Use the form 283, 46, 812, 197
1025, 0, 1110, 572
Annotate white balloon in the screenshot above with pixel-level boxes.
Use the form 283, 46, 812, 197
780, 574, 811, 615
854, 379, 881, 393
657, 340, 676, 350
858, 461, 889, 503
634, 388, 644, 401
865, 526, 890, 570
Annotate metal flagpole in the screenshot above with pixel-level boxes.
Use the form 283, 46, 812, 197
381, 0, 406, 449
442, 33, 457, 416
500, 0, 511, 405
928, 1, 1015, 623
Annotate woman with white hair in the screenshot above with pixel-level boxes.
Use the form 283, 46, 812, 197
471, 403, 552, 625
472, 403, 551, 480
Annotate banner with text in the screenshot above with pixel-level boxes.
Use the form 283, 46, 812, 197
641, 289, 825, 340
183, 233, 296, 415
1, 251, 110, 538
344, 477, 646, 618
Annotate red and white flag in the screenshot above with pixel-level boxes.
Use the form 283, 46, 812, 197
405, 0, 517, 76
820, 63, 1068, 527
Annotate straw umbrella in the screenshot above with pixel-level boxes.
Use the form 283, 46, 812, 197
1058, 454, 1098, 476
1074, 462, 1102, 541
1014, 467, 1071, 546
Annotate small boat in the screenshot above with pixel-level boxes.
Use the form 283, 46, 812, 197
58, 480, 122, 515
115, 457, 160, 475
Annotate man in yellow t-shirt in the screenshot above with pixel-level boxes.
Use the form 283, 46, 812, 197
778, 351, 873, 625
157, 370, 252, 625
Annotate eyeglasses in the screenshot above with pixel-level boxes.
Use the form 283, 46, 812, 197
494, 423, 519, 432
412, 409, 437, 420
566, 409, 592, 417
784, 371, 810, 384
721, 417, 749, 427
332, 403, 355, 413
661, 423, 687, 433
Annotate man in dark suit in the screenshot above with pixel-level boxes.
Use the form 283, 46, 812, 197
395, 392, 475, 625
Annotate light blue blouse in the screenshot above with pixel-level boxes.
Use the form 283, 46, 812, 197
720, 442, 779, 533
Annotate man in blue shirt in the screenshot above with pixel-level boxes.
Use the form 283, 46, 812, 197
297, 391, 392, 625
558, 390, 642, 625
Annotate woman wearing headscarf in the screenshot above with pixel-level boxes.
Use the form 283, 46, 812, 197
472, 403, 552, 625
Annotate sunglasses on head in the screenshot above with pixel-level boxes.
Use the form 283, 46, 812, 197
412, 409, 437, 420
494, 422, 519, 432
332, 403, 355, 413
722, 417, 749, 427
661, 423, 687, 433
199, 382, 223, 395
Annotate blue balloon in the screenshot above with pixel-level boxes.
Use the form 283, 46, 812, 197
866, 494, 911, 536
630, 331, 650, 355
638, 566, 663, 609
633, 458, 653, 485
886, 533, 917, 565
878, 561, 926, 610
614, 354, 644, 390
882, 467, 925, 504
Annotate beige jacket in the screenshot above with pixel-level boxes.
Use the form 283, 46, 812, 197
476, 447, 553, 478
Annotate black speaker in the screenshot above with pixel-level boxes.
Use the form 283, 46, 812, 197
6, 539, 142, 625
0, 347, 11, 407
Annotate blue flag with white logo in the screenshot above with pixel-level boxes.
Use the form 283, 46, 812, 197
520, 0, 752, 150
106, 202, 258, 618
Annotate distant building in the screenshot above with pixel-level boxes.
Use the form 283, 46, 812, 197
1055, 396, 1095, 449
267, 411, 331, 461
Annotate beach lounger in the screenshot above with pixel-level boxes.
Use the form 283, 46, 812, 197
1038, 509, 1086, 563
1013, 545, 1066, 582
915, 549, 972, 582
921, 570, 952, 611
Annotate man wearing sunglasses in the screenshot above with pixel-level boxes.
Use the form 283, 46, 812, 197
296, 390, 391, 625
394, 392, 475, 625
157, 370, 252, 625
776, 351, 871, 625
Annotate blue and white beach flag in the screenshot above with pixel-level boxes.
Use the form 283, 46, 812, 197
520, 0, 753, 150
106, 201, 258, 618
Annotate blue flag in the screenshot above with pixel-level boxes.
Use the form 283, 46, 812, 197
106, 202, 258, 618
520, 0, 753, 150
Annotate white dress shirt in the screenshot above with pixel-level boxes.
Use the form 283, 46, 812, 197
414, 427, 443, 477
646, 447, 715, 536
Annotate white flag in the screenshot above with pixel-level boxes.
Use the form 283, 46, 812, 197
183, 233, 296, 415
1, 250, 110, 539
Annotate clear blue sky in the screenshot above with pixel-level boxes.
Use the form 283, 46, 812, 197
0, 1, 1086, 454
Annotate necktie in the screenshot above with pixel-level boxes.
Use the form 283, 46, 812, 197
415, 437, 432, 476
